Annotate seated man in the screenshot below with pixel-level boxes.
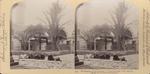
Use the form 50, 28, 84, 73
113, 55, 120, 61
55, 57, 62, 62
120, 57, 127, 61
48, 55, 55, 61
105, 54, 111, 59
40, 54, 45, 60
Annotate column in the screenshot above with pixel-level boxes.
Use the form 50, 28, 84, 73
28, 39, 31, 51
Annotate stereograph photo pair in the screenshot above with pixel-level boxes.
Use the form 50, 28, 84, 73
0, 0, 150, 74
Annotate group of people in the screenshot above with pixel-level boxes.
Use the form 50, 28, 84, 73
19, 54, 62, 61
84, 54, 127, 61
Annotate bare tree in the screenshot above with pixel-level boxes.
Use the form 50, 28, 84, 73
13, 24, 47, 50
13, 30, 28, 50
80, 29, 95, 50
110, 1, 133, 51
80, 24, 112, 50
40, 0, 68, 51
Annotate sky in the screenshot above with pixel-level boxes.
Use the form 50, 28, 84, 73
11, 0, 138, 38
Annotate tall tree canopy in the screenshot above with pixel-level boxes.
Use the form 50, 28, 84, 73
13, 24, 47, 50
110, 1, 133, 50
81, 24, 112, 50
40, 0, 68, 50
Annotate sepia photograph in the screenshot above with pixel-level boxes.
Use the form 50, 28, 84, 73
10, 0, 139, 69
10, 0, 75, 69
74, 0, 139, 69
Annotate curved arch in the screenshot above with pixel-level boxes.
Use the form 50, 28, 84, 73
10, 1, 22, 51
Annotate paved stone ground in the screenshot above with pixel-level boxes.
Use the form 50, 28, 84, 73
11, 54, 74, 69
76, 54, 138, 69
11, 54, 138, 69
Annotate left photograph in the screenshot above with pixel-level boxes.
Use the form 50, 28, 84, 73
10, 0, 75, 69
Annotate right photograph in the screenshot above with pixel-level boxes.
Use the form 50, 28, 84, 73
75, 0, 139, 69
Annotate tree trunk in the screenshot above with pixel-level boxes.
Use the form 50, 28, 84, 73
20, 42, 24, 50
116, 35, 123, 51
20, 41, 28, 51
52, 39, 59, 51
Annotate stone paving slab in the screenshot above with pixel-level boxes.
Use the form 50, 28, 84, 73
11, 54, 74, 69
77, 54, 138, 69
